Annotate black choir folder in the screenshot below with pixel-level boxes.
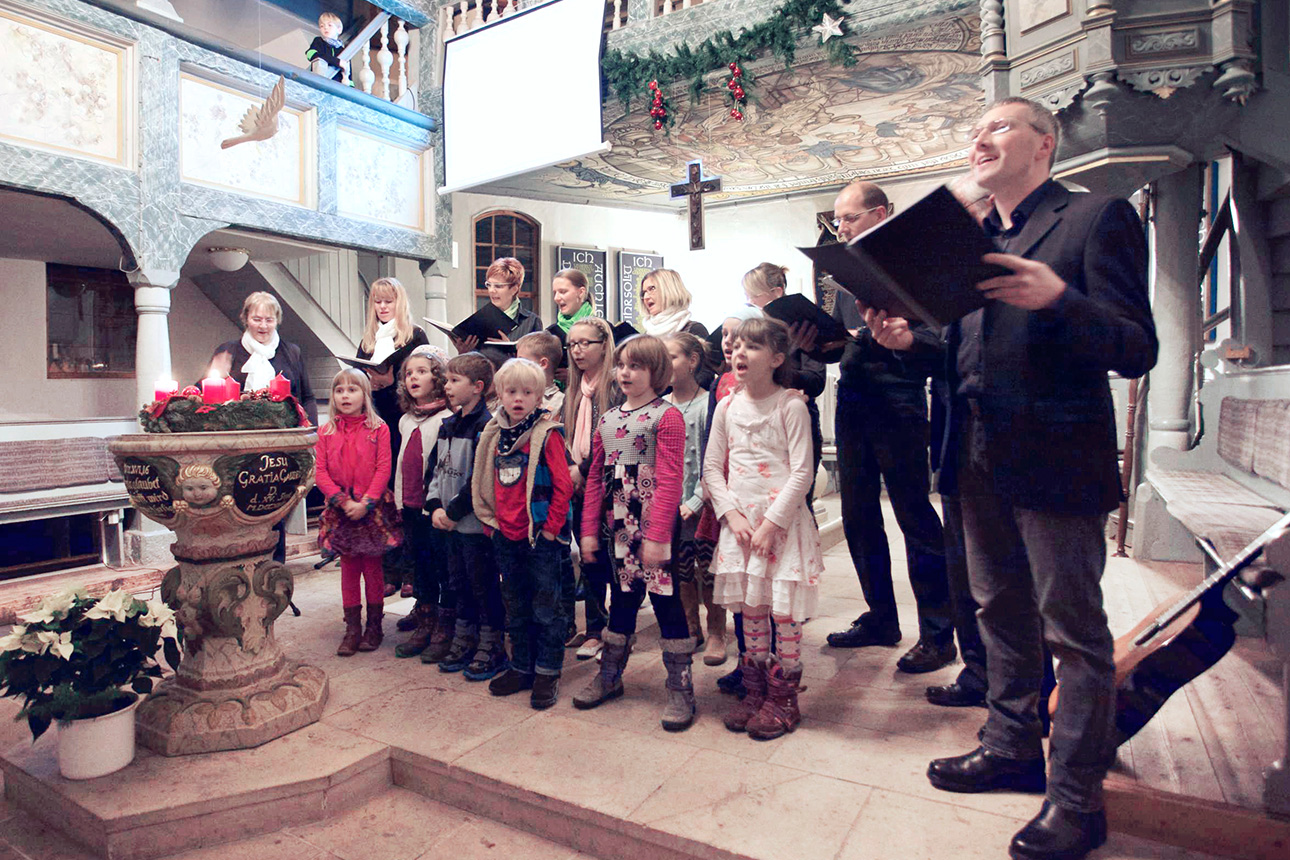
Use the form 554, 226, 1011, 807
798, 185, 1006, 328
336, 355, 390, 371
762, 293, 851, 352
424, 302, 517, 345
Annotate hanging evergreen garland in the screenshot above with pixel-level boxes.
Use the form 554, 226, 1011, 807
601, 0, 856, 115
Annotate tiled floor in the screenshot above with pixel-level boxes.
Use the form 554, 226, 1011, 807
0, 497, 1277, 860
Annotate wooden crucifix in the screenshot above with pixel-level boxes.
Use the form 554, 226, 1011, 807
670, 160, 722, 251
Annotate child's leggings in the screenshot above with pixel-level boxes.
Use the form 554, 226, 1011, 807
341, 554, 386, 607
741, 608, 796, 669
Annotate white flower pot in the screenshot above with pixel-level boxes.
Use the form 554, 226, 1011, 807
57, 695, 139, 780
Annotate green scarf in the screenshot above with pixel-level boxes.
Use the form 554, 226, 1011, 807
503, 297, 521, 320
556, 301, 594, 333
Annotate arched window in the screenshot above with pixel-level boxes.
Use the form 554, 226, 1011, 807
473, 210, 540, 312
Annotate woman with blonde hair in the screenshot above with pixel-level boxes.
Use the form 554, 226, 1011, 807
638, 269, 709, 340
356, 277, 428, 598
357, 277, 429, 468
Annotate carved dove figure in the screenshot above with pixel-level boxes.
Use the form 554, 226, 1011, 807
220, 76, 286, 149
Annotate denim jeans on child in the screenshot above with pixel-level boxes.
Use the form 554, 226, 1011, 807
452, 532, 505, 629
492, 532, 565, 676
405, 507, 454, 609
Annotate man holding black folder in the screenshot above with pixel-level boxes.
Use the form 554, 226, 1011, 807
818, 181, 956, 675
869, 99, 1157, 860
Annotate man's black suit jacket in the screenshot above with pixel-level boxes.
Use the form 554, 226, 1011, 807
935, 180, 1157, 515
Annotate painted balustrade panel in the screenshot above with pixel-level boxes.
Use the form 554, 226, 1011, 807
335, 126, 433, 232
178, 73, 317, 209
0, 5, 133, 167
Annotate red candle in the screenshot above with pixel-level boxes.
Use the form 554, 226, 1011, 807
268, 373, 291, 399
224, 377, 242, 401
153, 379, 178, 402
201, 376, 225, 404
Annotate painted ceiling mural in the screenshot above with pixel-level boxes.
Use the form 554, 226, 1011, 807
475, 14, 982, 207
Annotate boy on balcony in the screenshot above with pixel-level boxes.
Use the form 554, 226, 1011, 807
306, 12, 346, 83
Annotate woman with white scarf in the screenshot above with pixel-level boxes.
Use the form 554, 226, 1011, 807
211, 292, 318, 566
638, 269, 716, 387
211, 291, 318, 424
356, 277, 429, 481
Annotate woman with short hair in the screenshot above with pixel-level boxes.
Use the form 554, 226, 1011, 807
211, 291, 318, 424
453, 257, 543, 367
211, 291, 318, 565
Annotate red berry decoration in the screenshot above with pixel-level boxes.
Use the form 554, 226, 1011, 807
647, 79, 669, 131
725, 62, 746, 121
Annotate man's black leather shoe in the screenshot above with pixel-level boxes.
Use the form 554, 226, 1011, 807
927, 746, 1046, 794
926, 682, 987, 707
1009, 801, 1107, 860
897, 639, 957, 673
826, 622, 901, 649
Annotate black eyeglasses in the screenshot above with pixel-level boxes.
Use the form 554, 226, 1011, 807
567, 338, 605, 351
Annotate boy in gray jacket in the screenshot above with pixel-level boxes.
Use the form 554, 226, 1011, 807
426, 353, 506, 679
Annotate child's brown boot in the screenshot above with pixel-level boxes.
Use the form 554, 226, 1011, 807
746, 660, 802, 740
358, 602, 384, 651
723, 657, 767, 732
337, 606, 362, 657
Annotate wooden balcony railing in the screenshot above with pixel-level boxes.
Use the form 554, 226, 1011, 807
312, 13, 417, 105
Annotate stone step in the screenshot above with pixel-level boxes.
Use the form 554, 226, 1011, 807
1, 722, 391, 860
160, 787, 582, 860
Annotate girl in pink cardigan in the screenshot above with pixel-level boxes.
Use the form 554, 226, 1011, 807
316, 368, 397, 656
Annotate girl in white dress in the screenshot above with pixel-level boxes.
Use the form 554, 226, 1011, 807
703, 317, 824, 740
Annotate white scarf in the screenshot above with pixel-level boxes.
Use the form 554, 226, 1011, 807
641, 306, 691, 338
370, 320, 398, 364
240, 330, 279, 391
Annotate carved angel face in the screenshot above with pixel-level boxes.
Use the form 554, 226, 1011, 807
180, 476, 219, 506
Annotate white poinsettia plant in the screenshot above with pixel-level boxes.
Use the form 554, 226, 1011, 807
0, 587, 182, 741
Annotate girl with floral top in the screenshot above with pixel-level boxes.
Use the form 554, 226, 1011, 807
574, 335, 694, 731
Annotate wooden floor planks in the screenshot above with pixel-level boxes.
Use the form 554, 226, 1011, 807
1104, 549, 1286, 812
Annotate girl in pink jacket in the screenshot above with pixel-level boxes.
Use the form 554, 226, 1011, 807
316, 368, 396, 655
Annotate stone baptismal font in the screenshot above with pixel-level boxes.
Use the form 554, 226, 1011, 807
109, 386, 327, 755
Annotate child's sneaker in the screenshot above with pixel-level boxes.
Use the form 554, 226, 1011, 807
531, 673, 560, 710
463, 626, 506, 681
438, 622, 478, 674
488, 667, 533, 697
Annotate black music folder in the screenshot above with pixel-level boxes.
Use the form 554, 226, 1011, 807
610, 321, 639, 345
424, 303, 518, 345
335, 354, 390, 371
762, 293, 851, 353
798, 185, 1005, 328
